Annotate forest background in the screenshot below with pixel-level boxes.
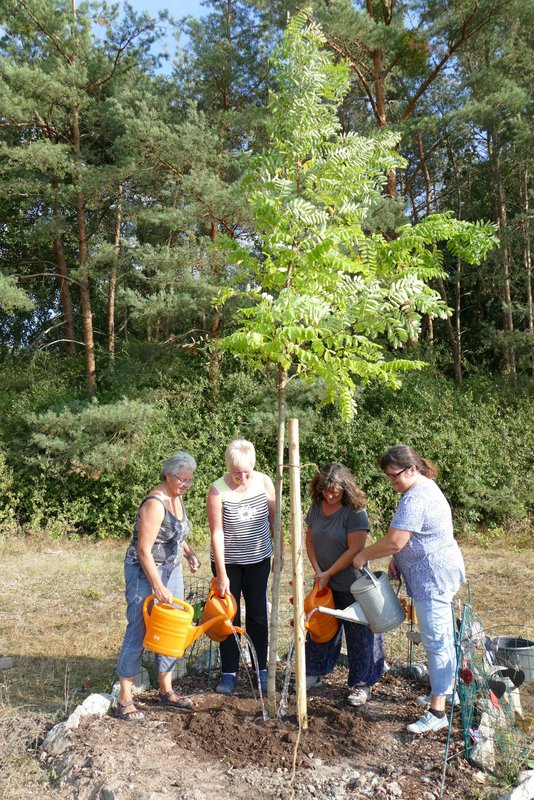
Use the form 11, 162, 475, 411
0, 0, 533, 548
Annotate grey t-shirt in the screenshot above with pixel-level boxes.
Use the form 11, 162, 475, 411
305, 503, 370, 592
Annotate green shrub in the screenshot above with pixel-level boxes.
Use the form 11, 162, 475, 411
0, 347, 532, 542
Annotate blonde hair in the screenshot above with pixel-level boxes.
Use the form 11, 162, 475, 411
225, 438, 256, 471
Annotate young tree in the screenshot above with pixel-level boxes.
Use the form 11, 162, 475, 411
215, 11, 497, 716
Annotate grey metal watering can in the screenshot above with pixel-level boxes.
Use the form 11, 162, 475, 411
315, 565, 406, 634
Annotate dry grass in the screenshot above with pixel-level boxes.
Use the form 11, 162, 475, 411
1, 536, 532, 709
0, 534, 532, 798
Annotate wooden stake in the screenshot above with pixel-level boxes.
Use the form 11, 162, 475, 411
288, 418, 307, 730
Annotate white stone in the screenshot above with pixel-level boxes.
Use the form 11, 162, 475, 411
66, 693, 112, 730
42, 721, 72, 756
496, 774, 534, 800
131, 667, 151, 695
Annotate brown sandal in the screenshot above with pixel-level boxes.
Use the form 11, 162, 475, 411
158, 690, 193, 709
115, 700, 144, 721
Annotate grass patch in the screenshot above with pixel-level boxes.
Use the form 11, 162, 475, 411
0, 533, 532, 798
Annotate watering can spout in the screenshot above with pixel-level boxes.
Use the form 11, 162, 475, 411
314, 568, 406, 634
185, 612, 228, 648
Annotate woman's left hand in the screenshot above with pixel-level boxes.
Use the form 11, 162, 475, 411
353, 552, 366, 571
314, 571, 330, 590
188, 554, 201, 573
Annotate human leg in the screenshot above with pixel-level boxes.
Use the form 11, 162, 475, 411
414, 595, 456, 705
214, 561, 244, 675
406, 596, 456, 732
156, 562, 182, 682
241, 557, 271, 671
116, 562, 152, 704
335, 590, 385, 689
156, 562, 191, 705
305, 624, 343, 681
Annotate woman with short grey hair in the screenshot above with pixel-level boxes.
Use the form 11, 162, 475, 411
115, 451, 201, 721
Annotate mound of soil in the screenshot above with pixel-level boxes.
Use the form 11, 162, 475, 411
41, 666, 487, 800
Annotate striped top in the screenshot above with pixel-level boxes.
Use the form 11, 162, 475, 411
210, 471, 273, 565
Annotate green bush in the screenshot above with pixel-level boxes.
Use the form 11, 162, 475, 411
0, 347, 532, 542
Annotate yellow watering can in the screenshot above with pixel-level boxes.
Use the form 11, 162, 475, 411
142, 595, 227, 658
199, 578, 245, 641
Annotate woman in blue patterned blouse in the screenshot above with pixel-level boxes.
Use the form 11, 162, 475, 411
353, 444, 465, 734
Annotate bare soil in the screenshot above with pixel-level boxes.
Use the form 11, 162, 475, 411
38, 665, 486, 800
2, 538, 532, 800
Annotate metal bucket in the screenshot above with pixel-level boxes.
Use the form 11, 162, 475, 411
349, 566, 406, 634
495, 636, 534, 685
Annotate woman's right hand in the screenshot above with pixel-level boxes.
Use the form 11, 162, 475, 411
387, 558, 400, 580
154, 584, 174, 604
215, 575, 230, 597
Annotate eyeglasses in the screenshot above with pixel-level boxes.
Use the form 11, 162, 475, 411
384, 467, 410, 481
174, 476, 194, 486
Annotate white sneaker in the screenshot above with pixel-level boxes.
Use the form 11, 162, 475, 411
306, 675, 321, 689
416, 692, 458, 707
406, 711, 449, 734
347, 686, 372, 706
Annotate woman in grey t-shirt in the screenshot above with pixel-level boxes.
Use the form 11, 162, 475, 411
353, 444, 465, 734
305, 463, 384, 706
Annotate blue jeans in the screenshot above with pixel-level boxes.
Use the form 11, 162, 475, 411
413, 596, 456, 696
116, 560, 184, 678
305, 590, 384, 687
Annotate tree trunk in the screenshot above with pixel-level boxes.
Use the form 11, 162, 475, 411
267, 365, 287, 718
73, 103, 97, 398
209, 221, 222, 390
523, 170, 533, 332
52, 203, 76, 356
418, 131, 462, 382
108, 184, 123, 359
491, 129, 516, 375
288, 418, 307, 731
368, 7, 396, 198
71, 0, 96, 397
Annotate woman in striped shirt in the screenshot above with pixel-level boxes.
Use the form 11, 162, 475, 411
206, 438, 278, 695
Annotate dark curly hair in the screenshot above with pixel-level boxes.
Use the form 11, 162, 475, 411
308, 463, 366, 510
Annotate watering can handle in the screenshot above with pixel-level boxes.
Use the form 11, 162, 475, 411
362, 563, 380, 589
142, 594, 192, 617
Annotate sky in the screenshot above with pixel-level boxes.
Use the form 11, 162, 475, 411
123, 0, 208, 68
127, 1, 207, 20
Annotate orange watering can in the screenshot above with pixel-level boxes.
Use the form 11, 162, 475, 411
142, 595, 227, 658
199, 578, 245, 641
303, 584, 340, 643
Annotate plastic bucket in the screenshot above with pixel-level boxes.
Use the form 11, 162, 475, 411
495, 637, 534, 685
350, 568, 406, 634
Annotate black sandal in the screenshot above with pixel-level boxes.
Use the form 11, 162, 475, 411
159, 690, 193, 708
115, 700, 145, 721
